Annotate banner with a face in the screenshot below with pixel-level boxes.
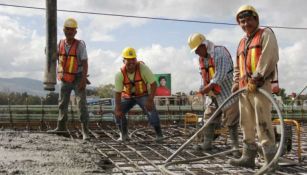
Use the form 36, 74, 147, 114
154, 73, 171, 96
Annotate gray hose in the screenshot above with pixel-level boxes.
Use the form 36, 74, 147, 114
256, 88, 285, 175
160, 149, 238, 175
162, 88, 285, 175
164, 88, 245, 163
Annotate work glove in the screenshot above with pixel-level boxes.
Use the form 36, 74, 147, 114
247, 79, 257, 93
207, 90, 215, 97
247, 73, 265, 93
251, 73, 265, 87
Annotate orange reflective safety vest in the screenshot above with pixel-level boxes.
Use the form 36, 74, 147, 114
57, 39, 80, 83
237, 28, 280, 94
121, 62, 148, 98
199, 56, 221, 95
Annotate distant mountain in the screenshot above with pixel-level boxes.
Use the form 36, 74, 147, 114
0, 77, 59, 96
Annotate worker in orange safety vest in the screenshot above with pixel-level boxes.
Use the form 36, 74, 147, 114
48, 18, 90, 140
114, 47, 163, 142
228, 5, 279, 171
188, 33, 240, 154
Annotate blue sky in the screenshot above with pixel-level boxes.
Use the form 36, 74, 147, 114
0, 0, 306, 94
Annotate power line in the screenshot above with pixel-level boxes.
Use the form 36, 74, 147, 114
1, 3, 307, 30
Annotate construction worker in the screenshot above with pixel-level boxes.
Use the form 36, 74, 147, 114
114, 47, 163, 142
188, 33, 240, 153
48, 18, 90, 140
228, 5, 279, 170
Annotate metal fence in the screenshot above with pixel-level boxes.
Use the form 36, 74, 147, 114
1, 96, 307, 126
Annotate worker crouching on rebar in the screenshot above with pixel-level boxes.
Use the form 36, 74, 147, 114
114, 47, 163, 142
187, 33, 240, 155
228, 5, 279, 172
47, 18, 90, 140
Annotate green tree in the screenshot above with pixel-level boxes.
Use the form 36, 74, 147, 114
45, 92, 59, 105
0, 92, 9, 105
86, 88, 97, 96
96, 84, 115, 98
0, 91, 49, 105
278, 88, 290, 105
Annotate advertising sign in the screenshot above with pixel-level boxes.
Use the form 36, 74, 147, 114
154, 73, 171, 96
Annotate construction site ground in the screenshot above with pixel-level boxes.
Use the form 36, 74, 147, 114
0, 121, 307, 175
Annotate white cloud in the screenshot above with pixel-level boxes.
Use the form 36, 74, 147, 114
90, 32, 114, 42
279, 40, 307, 94
88, 49, 119, 86
141, 45, 200, 94
0, 15, 45, 80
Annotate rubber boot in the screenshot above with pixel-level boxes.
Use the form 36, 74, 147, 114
199, 123, 215, 151
47, 121, 68, 136
228, 125, 240, 157
154, 125, 163, 143
262, 145, 278, 173
228, 143, 257, 168
117, 124, 129, 142
81, 122, 90, 140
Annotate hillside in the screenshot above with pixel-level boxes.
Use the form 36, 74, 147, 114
0, 77, 58, 96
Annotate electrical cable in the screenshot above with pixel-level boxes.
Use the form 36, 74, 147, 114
1, 3, 307, 30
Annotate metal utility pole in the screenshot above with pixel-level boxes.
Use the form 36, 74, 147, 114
43, 0, 57, 91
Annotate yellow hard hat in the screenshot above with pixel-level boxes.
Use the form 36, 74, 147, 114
64, 18, 78, 28
236, 5, 258, 23
188, 33, 206, 52
122, 47, 137, 59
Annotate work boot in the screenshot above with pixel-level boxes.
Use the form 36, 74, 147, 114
229, 125, 240, 157
154, 126, 163, 143
200, 123, 216, 151
228, 143, 257, 168
117, 124, 129, 142
47, 121, 68, 136
81, 122, 90, 140
262, 145, 278, 173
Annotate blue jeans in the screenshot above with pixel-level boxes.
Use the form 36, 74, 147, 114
115, 95, 161, 129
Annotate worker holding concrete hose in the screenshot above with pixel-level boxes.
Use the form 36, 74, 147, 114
188, 33, 240, 154
48, 18, 90, 140
228, 5, 279, 172
114, 47, 163, 142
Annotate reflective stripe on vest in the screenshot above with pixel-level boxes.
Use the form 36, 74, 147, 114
57, 39, 79, 83
199, 57, 215, 84
239, 54, 245, 79
121, 62, 148, 98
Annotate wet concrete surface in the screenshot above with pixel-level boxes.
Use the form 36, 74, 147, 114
0, 122, 306, 174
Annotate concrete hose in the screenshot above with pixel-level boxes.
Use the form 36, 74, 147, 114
161, 88, 285, 175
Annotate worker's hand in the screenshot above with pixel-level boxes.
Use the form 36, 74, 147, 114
231, 83, 239, 93
251, 73, 265, 87
86, 78, 91, 85
247, 79, 257, 93
207, 90, 215, 97
145, 99, 154, 112
200, 84, 213, 95
115, 106, 124, 119
78, 78, 87, 91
